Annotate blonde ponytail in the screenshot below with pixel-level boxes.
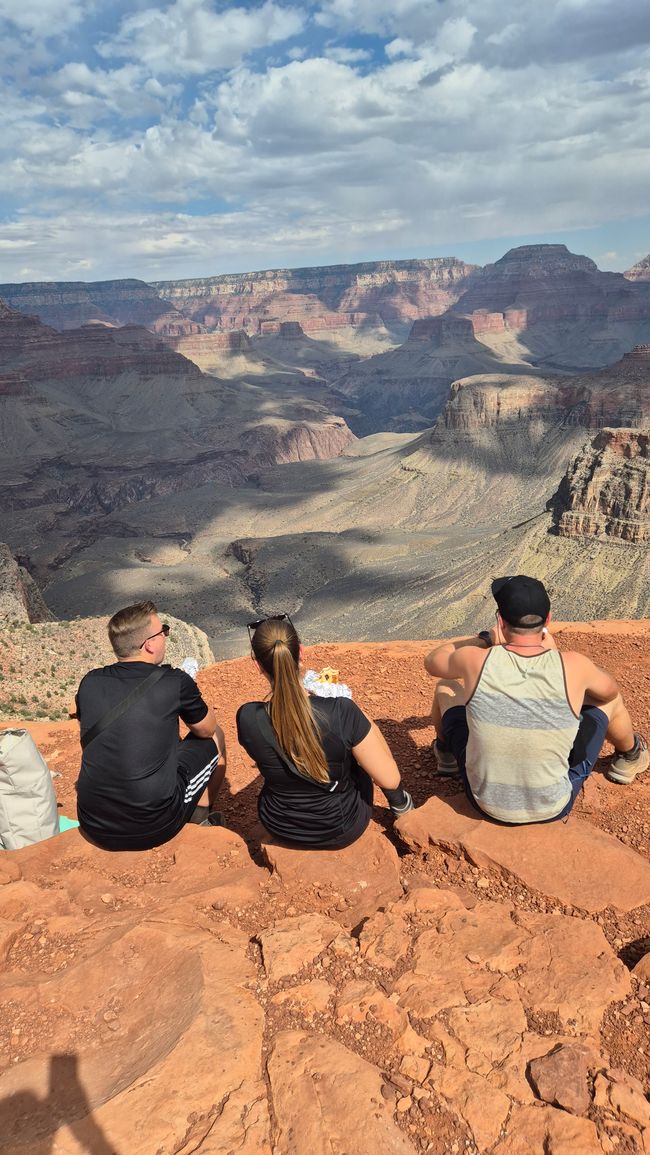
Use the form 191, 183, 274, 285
251, 620, 330, 784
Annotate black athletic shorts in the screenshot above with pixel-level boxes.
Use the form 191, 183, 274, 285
80, 735, 220, 851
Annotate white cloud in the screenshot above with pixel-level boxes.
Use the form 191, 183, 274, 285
315, 0, 435, 38
1, 0, 649, 280
0, 0, 89, 36
101, 0, 306, 77
324, 45, 372, 64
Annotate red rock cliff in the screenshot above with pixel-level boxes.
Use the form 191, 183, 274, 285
451, 244, 650, 328
152, 257, 478, 334
555, 428, 650, 542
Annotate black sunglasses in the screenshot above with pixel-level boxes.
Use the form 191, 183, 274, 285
246, 613, 293, 646
139, 623, 170, 648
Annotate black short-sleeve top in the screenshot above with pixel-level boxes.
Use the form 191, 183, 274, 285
236, 696, 372, 848
75, 661, 209, 842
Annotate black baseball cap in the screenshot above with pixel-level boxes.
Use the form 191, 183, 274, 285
491, 575, 550, 628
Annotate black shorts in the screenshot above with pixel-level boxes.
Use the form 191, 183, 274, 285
441, 704, 609, 826
80, 735, 220, 852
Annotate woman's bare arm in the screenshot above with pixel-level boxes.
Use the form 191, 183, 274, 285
352, 719, 401, 789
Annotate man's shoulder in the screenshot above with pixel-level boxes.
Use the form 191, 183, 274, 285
559, 649, 593, 668
79, 662, 177, 686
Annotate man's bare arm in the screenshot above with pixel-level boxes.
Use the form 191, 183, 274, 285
187, 705, 219, 741
562, 652, 620, 708
424, 635, 490, 680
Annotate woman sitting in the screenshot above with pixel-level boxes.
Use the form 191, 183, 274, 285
236, 614, 413, 849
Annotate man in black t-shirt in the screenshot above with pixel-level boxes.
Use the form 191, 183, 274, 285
75, 601, 226, 851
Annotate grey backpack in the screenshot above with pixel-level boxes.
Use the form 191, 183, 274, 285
0, 729, 60, 850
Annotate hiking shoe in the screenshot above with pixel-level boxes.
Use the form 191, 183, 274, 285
607, 735, 649, 785
433, 739, 459, 776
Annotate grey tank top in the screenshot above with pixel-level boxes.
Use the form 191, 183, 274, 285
465, 646, 580, 823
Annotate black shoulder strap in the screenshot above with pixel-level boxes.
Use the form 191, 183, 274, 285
253, 703, 340, 793
81, 666, 167, 751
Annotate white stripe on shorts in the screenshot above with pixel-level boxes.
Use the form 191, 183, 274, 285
184, 755, 220, 802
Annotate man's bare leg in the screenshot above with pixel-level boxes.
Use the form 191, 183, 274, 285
193, 725, 227, 817
584, 693, 648, 784
431, 680, 466, 774
583, 692, 634, 751
432, 679, 467, 731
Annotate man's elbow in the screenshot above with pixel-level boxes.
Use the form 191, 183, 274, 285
425, 654, 450, 679
189, 707, 218, 739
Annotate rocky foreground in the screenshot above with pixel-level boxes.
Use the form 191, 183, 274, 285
1, 625, 650, 1154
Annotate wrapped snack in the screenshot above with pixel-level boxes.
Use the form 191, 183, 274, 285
303, 669, 352, 699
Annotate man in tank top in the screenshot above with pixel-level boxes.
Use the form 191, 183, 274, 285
424, 576, 648, 824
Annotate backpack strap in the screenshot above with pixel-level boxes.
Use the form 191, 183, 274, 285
251, 702, 341, 793
81, 666, 167, 751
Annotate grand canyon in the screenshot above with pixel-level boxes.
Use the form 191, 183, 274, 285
2, 224, 650, 1155
0, 242, 649, 665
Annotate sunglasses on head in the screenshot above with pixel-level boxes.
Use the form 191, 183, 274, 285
139, 622, 170, 648
246, 613, 293, 646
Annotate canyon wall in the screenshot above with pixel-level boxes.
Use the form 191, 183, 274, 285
451, 244, 650, 325
0, 279, 198, 335
554, 428, 650, 542
0, 543, 53, 623
624, 254, 650, 282
152, 258, 478, 335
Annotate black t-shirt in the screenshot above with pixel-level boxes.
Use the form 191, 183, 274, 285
75, 662, 209, 844
236, 696, 372, 848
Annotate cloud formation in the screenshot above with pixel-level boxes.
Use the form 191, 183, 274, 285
0, 0, 648, 280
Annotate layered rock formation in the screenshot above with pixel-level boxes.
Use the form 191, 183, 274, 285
554, 428, 650, 542
334, 313, 532, 435
624, 254, 650, 282
453, 244, 648, 325
153, 257, 478, 336
0, 544, 53, 624
0, 278, 197, 335
449, 244, 650, 369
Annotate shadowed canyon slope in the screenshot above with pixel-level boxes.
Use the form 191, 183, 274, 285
0, 298, 353, 578
2, 246, 650, 655
41, 341, 650, 656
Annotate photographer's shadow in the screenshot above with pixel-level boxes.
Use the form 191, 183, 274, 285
0, 1053, 117, 1154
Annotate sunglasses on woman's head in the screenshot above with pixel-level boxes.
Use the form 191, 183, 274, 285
246, 613, 293, 646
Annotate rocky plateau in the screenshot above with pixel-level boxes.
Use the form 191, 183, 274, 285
0, 625, 649, 1154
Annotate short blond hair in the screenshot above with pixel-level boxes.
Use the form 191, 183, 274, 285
108, 601, 157, 658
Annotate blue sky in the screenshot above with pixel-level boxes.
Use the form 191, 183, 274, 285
0, 0, 649, 282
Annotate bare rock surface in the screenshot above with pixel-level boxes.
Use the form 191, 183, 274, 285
555, 426, 650, 542
261, 820, 402, 929
0, 543, 53, 624
258, 913, 341, 982
528, 1043, 593, 1115
267, 1031, 418, 1154
395, 794, 650, 913
2, 631, 650, 1152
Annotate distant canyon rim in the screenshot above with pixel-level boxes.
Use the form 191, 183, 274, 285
1, 242, 649, 658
